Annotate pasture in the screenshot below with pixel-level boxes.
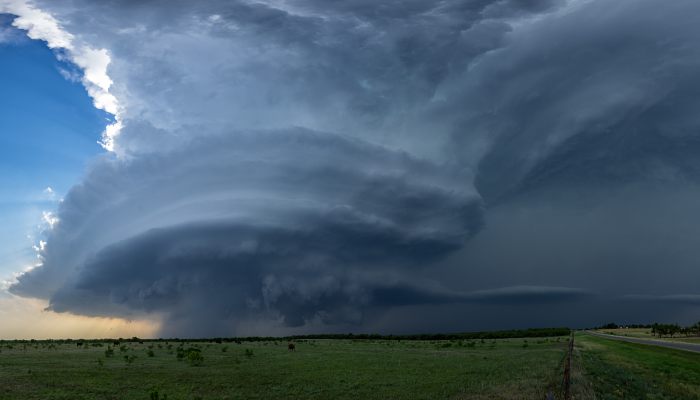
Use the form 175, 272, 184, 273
0, 336, 569, 400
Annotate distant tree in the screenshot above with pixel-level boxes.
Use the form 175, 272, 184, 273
651, 323, 682, 337
669, 324, 681, 337
693, 322, 700, 336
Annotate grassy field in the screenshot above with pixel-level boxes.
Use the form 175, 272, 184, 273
574, 333, 700, 399
595, 328, 700, 344
0, 337, 569, 400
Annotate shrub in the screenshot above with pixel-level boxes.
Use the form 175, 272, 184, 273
124, 354, 137, 365
244, 348, 254, 359
150, 390, 167, 400
187, 349, 204, 366
105, 347, 115, 357
147, 349, 155, 357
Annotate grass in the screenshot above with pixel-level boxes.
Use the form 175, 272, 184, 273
575, 333, 700, 399
0, 338, 568, 400
595, 328, 653, 338
595, 328, 700, 344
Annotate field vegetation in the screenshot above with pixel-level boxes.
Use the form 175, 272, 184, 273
0, 334, 570, 400
574, 333, 700, 399
5, 329, 699, 399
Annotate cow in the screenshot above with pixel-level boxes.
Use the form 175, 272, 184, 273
288, 342, 296, 351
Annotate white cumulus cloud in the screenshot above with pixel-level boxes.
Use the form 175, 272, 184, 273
0, 0, 122, 151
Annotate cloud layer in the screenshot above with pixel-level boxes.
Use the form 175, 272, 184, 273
12, 131, 483, 335
6, 0, 700, 335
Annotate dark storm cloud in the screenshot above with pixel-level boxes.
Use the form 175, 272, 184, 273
443, 0, 700, 202
466, 286, 591, 304
12, 130, 482, 335
11, 0, 700, 335
622, 295, 700, 305
9, 0, 562, 335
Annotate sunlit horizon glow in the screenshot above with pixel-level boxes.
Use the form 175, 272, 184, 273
0, 296, 159, 340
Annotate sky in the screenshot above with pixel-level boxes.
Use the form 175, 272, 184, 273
1, 0, 699, 339
0, 16, 104, 292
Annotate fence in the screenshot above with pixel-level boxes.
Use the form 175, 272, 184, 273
547, 333, 574, 400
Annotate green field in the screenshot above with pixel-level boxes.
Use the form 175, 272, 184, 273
0, 338, 569, 400
574, 333, 700, 399
3, 333, 700, 399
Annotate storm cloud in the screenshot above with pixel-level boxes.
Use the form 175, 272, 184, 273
7, 0, 700, 335
13, 131, 484, 335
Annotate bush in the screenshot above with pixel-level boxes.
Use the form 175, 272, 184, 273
187, 349, 204, 366
105, 347, 114, 357
150, 390, 167, 400
147, 349, 155, 357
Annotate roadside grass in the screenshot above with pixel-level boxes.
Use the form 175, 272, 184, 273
595, 328, 652, 338
595, 328, 700, 344
0, 338, 567, 400
575, 333, 700, 399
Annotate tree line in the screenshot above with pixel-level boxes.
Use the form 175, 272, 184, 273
650, 322, 700, 338
0, 327, 571, 344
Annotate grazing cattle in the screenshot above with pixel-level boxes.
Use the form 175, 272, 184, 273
288, 343, 296, 351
